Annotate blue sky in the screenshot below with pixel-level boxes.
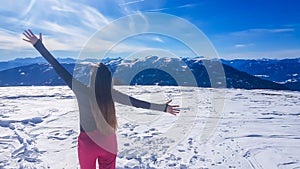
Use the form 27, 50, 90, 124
0, 0, 299, 61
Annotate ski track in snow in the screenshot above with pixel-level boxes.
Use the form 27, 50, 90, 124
0, 86, 299, 168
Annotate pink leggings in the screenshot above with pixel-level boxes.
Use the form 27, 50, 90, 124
78, 132, 117, 169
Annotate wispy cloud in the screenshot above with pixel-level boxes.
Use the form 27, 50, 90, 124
152, 36, 164, 43
234, 43, 254, 48
234, 44, 246, 48
0, 29, 28, 50
230, 28, 295, 36
145, 3, 197, 12
119, 0, 145, 6
176, 3, 198, 9
50, 5, 77, 13
0, 0, 112, 55
267, 28, 294, 33
146, 7, 169, 12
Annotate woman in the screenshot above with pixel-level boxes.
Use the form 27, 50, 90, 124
23, 29, 180, 169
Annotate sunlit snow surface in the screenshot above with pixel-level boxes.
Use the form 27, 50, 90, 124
0, 86, 299, 168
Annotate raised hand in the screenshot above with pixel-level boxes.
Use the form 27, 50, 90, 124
23, 29, 42, 45
165, 100, 180, 116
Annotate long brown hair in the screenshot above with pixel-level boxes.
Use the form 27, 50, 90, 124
91, 63, 117, 134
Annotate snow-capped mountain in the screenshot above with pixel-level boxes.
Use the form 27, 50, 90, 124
222, 58, 300, 90
222, 58, 300, 82
0, 56, 298, 91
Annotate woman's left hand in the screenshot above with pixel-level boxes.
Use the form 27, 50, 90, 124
165, 100, 180, 116
23, 29, 42, 45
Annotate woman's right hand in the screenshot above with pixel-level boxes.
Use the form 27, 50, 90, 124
23, 29, 42, 45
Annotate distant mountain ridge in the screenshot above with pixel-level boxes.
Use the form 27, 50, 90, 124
0, 56, 298, 91
221, 58, 300, 82
0, 57, 78, 71
222, 58, 300, 90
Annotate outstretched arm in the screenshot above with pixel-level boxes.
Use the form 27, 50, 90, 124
87, 60, 179, 115
112, 89, 180, 115
23, 29, 85, 90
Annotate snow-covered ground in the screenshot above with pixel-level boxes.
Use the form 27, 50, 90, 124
0, 86, 299, 168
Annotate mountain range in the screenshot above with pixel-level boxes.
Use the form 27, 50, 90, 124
222, 58, 300, 91
0, 56, 299, 91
